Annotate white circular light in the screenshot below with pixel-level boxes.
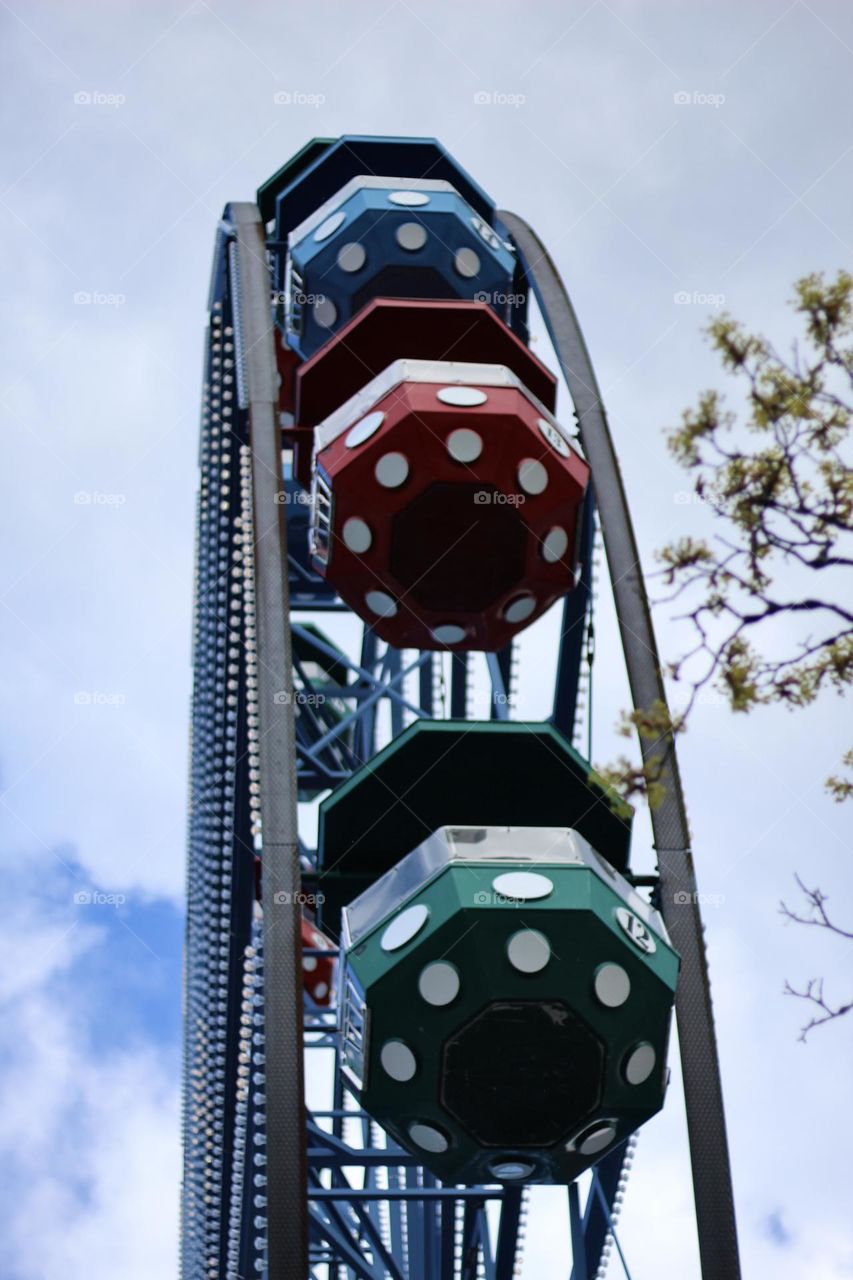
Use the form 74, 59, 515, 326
517, 458, 548, 495
490, 1159, 535, 1180
431, 624, 466, 646
503, 595, 536, 625
381, 903, 429, 951
542, 527, 569, 563
380, 1039, 417, 1082
538, 417, 570, 457
594, 963, 631, 1008
345, 410, 385, 448
446, 428, 483, 463
389, 190, 430, 206
418, 961, 460, 1006
396, 221, 428, 251
365, 590, 398, 619
337, 242, 366, 273
578, 1124, 616, 1156
342, 517, 372, 553
314, 981, 328, 999
313, 297, 337, 329
303, 955, 317, 973
375, 452, 409, 488
624, 1042, 656, 1086
313, 210, 346, 241
454, 247, 481, 278
507, 929, 551, 974
437, 386, 488, 407
408, 1123, 449, 1154
492, 871, 553, 901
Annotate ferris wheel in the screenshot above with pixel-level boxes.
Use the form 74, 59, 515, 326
181, 135, 741, 1280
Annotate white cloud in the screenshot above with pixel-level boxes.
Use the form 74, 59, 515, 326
0, 862, 180, 1280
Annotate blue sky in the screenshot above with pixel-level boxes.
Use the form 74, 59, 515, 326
1, 2, 852, 1276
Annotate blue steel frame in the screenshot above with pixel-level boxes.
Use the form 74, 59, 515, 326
181, 202, 630, 1280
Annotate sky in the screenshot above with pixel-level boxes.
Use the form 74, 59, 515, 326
1, 1, 852, 1277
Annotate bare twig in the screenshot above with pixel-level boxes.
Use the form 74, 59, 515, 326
780, 876, 853, 1040
783, 978, 853, 1042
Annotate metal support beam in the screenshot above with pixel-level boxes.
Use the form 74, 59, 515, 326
553, 489, 595, 742
590, 1175, 632, 1279
569, 1182, 587, 1277
486, 650, 511, 720
501, 208, 741, 1280
311, 1188, 506, 1202
231, 202, 308, 1279
450, 651, 469, 718
494, 1187, 523, 1280
569, 1141, 632, 1279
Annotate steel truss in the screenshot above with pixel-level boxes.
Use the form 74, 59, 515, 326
181, 199, 740, 1280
